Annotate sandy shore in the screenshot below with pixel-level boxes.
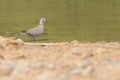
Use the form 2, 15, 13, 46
0, 36, 120, 80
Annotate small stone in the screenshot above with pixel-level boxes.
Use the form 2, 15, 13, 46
76, 61, 92, 68
72, 47, 93, 59
0, 61, 15, 76
71, 61, 93, 75
95, 47, 106, 54
56, 73, 69, 80
15, 38, 24, 45
71, 68, 82, 75
0, 55, 4, 60
40, 62, 56, 69
72, 47, 92, 55
71, 66, 93, 76
36, 72, 53, 80
11, 61, 30, 76
95, 63, 120, 80
82, 65, 93, 75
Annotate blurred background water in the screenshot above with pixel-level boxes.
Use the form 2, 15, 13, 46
0, 0, 120, 42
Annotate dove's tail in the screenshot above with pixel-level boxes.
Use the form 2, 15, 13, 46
20, 30, 28, 36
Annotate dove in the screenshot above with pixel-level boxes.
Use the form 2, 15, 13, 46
21, 18, 47, 41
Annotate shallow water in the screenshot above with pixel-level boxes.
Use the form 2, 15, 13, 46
0, 0, 120, 42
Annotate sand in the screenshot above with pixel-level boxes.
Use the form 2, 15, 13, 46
0, 36, 120, 80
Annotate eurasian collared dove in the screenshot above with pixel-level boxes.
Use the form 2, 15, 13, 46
21, 18, 47, 41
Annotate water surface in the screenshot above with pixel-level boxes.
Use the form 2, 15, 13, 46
0, 0, 120, 42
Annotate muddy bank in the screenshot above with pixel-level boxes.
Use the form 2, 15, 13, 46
0, 36, 120, 80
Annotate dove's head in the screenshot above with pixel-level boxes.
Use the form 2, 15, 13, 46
39, 18, 47, 25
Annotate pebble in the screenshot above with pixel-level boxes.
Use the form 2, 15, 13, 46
70, 61, 93, 76
76, 61, 92, 68
15, 38, 24, 46
82, 65, 93, 75
0, 61, 15, 76
11, 61, 30, 76
95, 63, 120, 80
72, 47, 93, 59
39, 62, 56, 69
71, 68, 82, 75
36, 72, 53, 80
95, 47, 106, 54
71, 65, 93, 76
70, 40, 80, 46
72, 47, 92, 55
56, 73, 69, 80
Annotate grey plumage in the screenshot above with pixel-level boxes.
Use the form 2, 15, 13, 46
21, 18, 47, 41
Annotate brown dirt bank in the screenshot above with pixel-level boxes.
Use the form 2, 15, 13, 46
0, 36, 120, 80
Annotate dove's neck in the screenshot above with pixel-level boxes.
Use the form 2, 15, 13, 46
39, 24, 44, 26
39, 22, 44, 25
39, 23, 44, 29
